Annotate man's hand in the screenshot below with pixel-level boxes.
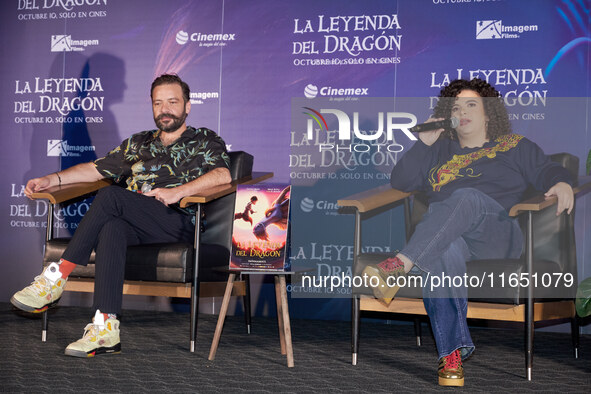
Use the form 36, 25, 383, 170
24, 175, 55, 199
144, 187, 182, 206
144, 167, 232, 207
545, 181, 574, 216
418, 118, 445, 146
24, 163, 104, 200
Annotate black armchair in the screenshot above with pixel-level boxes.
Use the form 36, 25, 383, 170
32, 151, 272, 351
338, 153, 591, 380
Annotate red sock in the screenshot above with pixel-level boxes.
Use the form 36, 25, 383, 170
58, 258, 76, 278
102, 313, 117, 321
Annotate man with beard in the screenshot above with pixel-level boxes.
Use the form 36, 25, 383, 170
11, 74, 231, 357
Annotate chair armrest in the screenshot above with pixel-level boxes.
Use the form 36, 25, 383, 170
179, 171, 273, 207
338, 184, 412, 213
30, 179, 112, 204
509, 176, 591, 217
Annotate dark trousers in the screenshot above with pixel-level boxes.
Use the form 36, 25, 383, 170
62, 186, 194, 314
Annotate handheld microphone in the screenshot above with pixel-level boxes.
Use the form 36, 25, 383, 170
409, 117, 459, 133
141, 183, 152, 193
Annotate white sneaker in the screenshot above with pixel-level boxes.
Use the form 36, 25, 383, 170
11, 263, 67, 313
64, 310, 121, 358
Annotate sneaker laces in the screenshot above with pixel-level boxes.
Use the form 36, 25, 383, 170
24, 275, 52, 297
444, 350, 462, 370
80, 322, 104, 342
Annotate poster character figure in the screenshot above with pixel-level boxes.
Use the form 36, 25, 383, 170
253, 185, 290, 241
234, 196, 258, 226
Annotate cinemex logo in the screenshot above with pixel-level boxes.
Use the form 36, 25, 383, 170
300, 197, 339, 215
175, 30, 237, 45
476, 20, 539, 40
304, 84, 369, 99
51, 35, 99, 52
47, 140, 95, 157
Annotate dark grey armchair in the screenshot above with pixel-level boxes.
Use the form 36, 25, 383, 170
32, 151, 272, 351
339, 153, 591, 380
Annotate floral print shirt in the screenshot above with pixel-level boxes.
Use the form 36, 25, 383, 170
94, 126, 229, 204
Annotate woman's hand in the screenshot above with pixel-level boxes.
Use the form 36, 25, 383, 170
545, 181, 574, 215
418, 117, 445, 146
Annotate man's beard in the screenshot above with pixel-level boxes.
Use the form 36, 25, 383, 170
154, 109, 187, 133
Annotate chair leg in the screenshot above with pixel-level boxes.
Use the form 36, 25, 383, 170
274, 275, 286, 355
414, 318, 422, 347
208, 273, 236, 361
278, 275, 294, 368
190, 289, 199, 352
352, 295, 360, 365
571, 315, 580, 359
42, 310, 48, 342
525, 312, 534, 381
190, 203, 202, 353
243, 274, 252, 334
525, 211, 534, 381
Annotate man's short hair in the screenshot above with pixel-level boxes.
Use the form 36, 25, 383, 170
150, 74, 190, 104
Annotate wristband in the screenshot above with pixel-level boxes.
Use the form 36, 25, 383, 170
55, 172, 62, 186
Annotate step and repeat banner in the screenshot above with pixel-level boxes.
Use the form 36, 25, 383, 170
2, 0, 589, 321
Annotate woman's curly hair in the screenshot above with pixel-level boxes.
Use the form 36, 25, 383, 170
432, 78, 511, 141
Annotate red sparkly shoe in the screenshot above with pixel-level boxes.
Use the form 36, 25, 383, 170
362, 256, 405, 305
438, 349, 464, 387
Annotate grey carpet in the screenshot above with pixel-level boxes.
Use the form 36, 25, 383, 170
0, 302, 589, 393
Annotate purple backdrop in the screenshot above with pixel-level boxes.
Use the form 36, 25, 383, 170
1, 0, 589, 324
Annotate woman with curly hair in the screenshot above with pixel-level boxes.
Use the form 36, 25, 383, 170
363, 78, 573, 387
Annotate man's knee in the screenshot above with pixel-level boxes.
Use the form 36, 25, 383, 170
97, 218, 131, 244
95, 185, 126, 199
93, 185, 133, 208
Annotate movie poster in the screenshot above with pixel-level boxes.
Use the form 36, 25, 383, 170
230, 184, 291, 271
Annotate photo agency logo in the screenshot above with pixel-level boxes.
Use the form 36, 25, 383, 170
476, 20, 539, 39
175, 30, 237, 46
302, 106, 417, 152
47, 140, 95, 157
51, 35, 99, 52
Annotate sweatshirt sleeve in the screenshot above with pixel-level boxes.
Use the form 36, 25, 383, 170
517, 137, 573, 191
390, 139, 441, 192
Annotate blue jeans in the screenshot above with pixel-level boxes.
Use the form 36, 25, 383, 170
400, 188, 523, 360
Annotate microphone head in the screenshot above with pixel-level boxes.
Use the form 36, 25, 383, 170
141, 183, 152, 193
450, 117, 459, 128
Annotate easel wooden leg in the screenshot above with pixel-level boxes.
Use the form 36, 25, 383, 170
278, 275, 294, 368
274, 275, 286, 355
208, 273, 236, 360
